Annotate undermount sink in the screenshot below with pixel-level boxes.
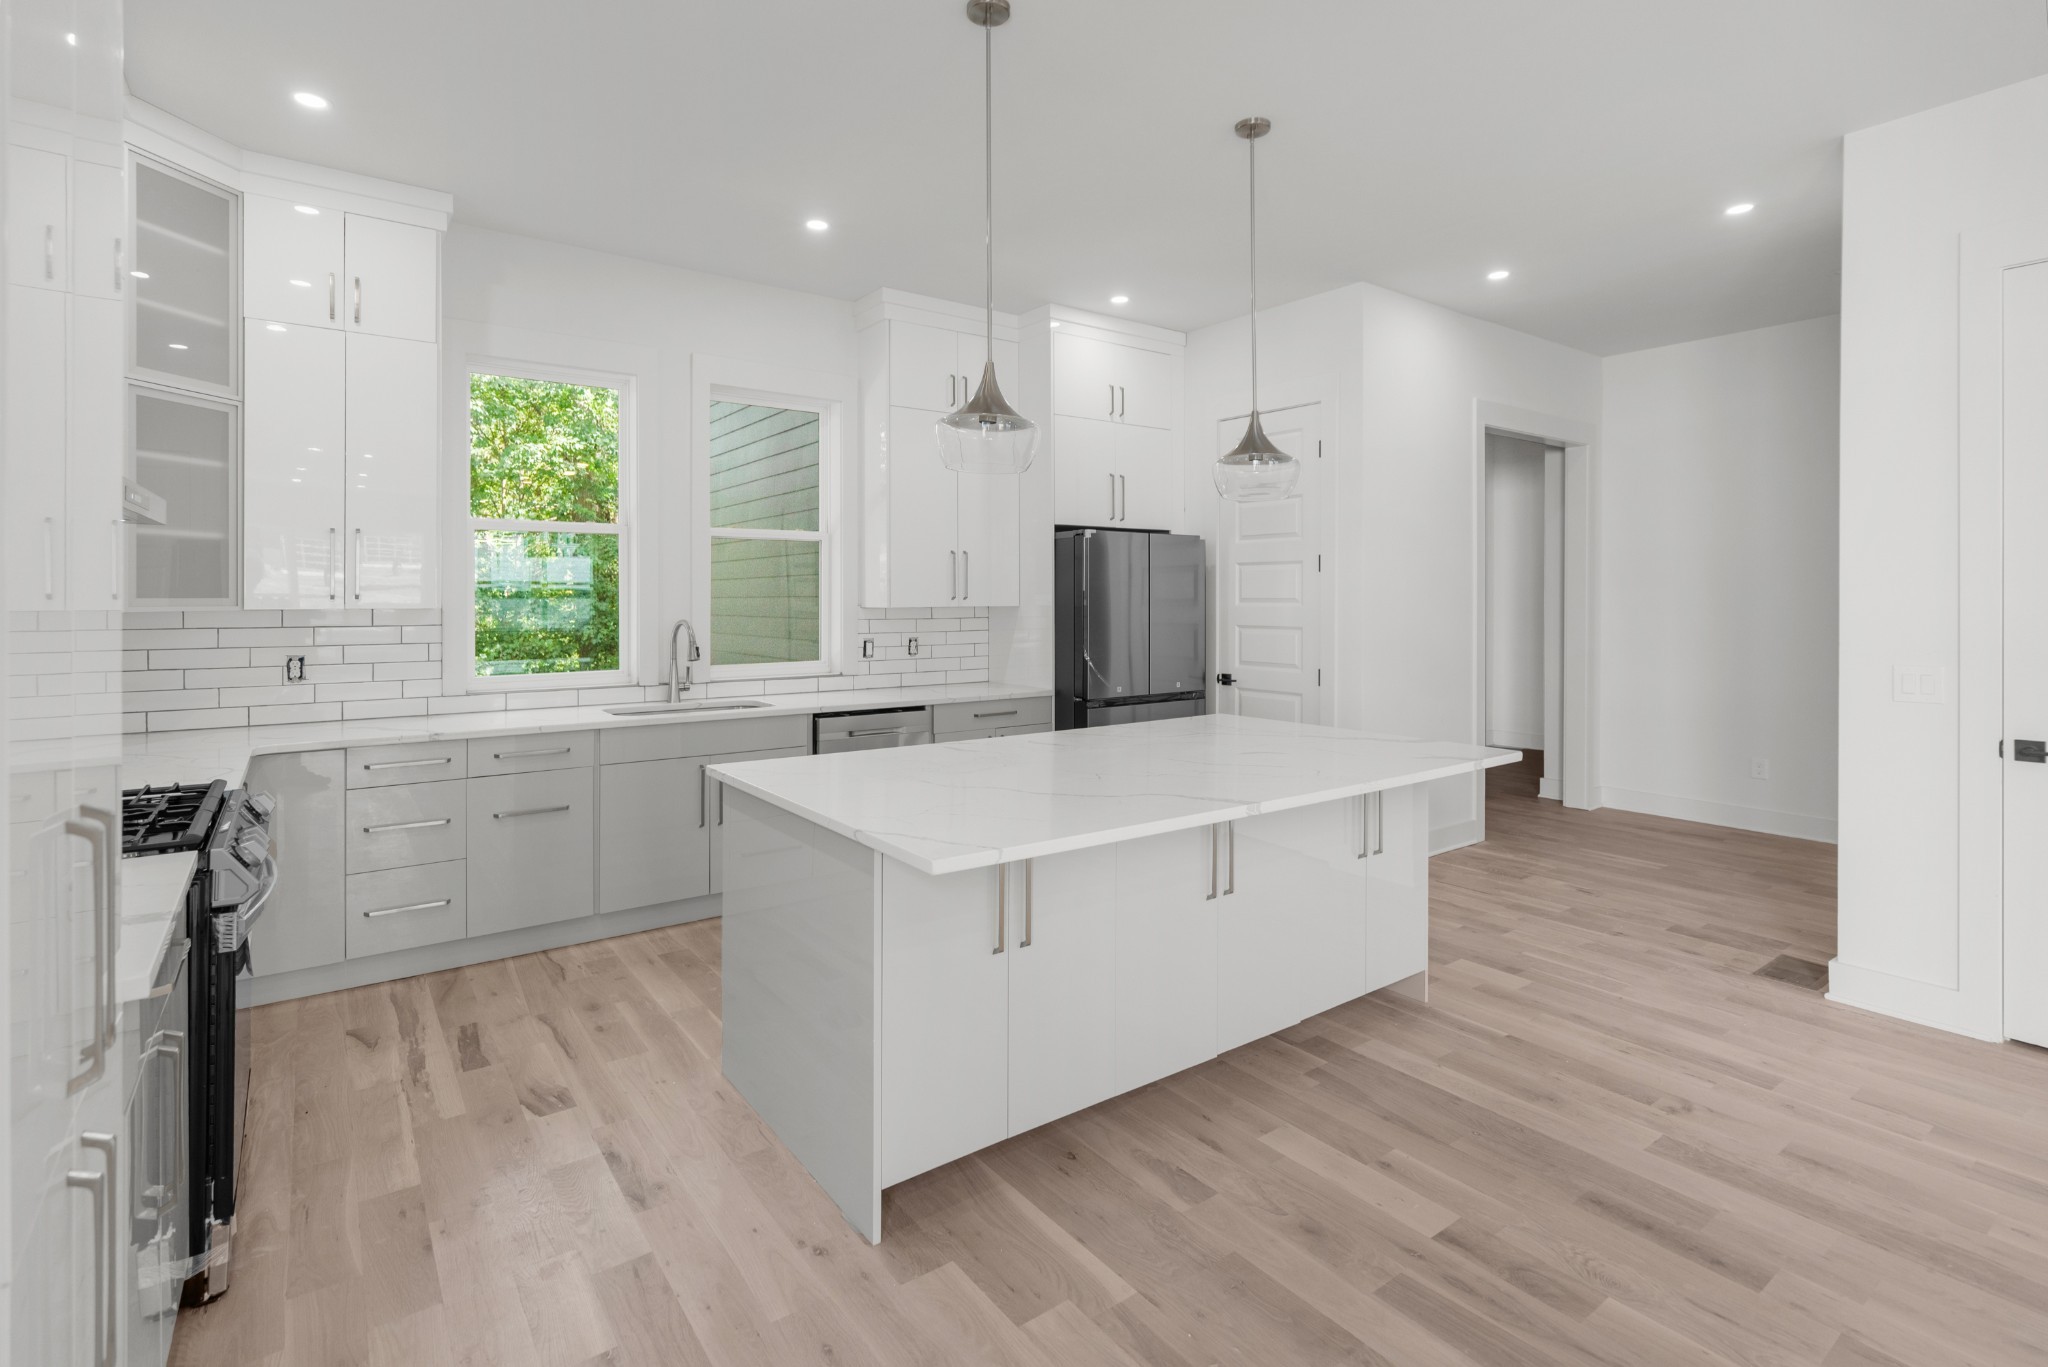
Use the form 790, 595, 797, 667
603, 699, 773, 717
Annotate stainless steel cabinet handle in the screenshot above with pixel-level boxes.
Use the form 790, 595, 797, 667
844, 726, 904, 738
1108, 474, 1116, 519
1207, 825, 1218, 901
972, 709, 1018, 719
1119, 385, 1127, 419
698, 764, 709, 829
65, 817, 108, 1092
363, 899, 452, 919
44, 224, 54, 280
994, 864, 1007, 955
327, 272, 336, 321
84, 805, 117, 1052
361, 817, 451, 834
963, 550, 970, 598
327, 527, 338, 600
492, 746, 570, 760
1225, 820, 1236, 896
1373, 791, 1385, 856
491, 805, 570, 820
363, 756, 451, 770
1019, 859, 1034, 948
353, 527, 364, 601
71, 1132, 117, 1367
1118, 474, 1127, 522
353, 275, 362, 324
950, 549, 958, 601
718, 778, 727, 826
1358, 793, 1371, 859
1108, 382, 1116, 416
113, 236, 122, 293
950, 373, 958, 407
43, 517, 55, 598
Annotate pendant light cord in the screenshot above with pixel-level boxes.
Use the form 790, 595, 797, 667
985, 12, 994, 358
1247, 130, 1259, 414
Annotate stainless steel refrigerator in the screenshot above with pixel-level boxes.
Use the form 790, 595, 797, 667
1053, 528, 1208, 729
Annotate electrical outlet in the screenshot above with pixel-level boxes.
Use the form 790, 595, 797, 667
861, 637, 875, 660
1749, 757, 1770, 780
285, 654, 307, 683
907, 636, 920, 657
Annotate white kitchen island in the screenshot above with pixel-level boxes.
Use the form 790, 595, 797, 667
707, 713, 1518, 1241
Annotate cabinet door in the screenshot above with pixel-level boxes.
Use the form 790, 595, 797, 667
68, 295, 124, 608
883, 404, 960, 607
705, 744, 807, 893
1220, 804, 1368, 1050
466, 767, 595, 935
1117, 345, 1174, 429
7, 143, 67, 289
889, 319, 960, 414
245, 321, 345, 608
69, 157, 124, 301
343, 214, 438, 342
1363, 785, 1429, 993
247, 749, 348, 977
131, 160, 235, 394
1116, 423, 1176, 532
7, 284, 67, 609
243, 194, 344, 328
598, 757, 710, 913
1112, 826, 1218, 1091
1008, 847, 1118, 1134
344, 333, 438, 606
1051, 331, 1120, 421
880, 860, 1008, 1186
1051, 414, 1119, 528
129, 387, 238, 606
955, 465, 1019, 607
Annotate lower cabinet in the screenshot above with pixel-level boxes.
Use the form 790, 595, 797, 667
1219, 802, 1370, 1051
1363, 785, 1428, 993
247, 748, 347, 977
467, 768, 595, 936
1112, 827, 1221, 1092
1006, 844, 1119, 1134
599, 743, 807, 914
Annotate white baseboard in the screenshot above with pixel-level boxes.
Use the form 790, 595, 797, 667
1595, 785, 1837, 844
1826, 957, 2002, 1042
1537, 777, 1561, 801
1485, 728, 1543, 751
1429, 818, 1484, 856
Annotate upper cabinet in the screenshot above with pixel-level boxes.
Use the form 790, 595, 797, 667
1019, 308, 1186, 532
244, 195, 438, 342
132, 158, 237, 394
1049, 331, 1174, 429
7, 143, 68, 289
889, 319, 1015, 415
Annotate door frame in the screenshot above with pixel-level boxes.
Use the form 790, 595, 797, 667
1470, 402, 1598, 831
1956, 222, 2048, 1044
1212, 401, 1330, 724
1478, 432, 1565, 797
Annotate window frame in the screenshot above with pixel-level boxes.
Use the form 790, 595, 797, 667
457, 357, 636, 692
693, 363, 847, 682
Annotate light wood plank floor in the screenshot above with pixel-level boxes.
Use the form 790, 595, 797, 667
172, 755, 2048, 1367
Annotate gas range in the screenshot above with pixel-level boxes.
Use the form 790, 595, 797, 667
122, 781, 228, 856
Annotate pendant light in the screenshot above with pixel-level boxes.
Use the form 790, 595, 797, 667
1214, 116, 1300, 503
936, 0, 1039, 475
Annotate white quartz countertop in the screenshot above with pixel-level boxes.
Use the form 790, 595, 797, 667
113, 680, 1050, 998
708, 713, 1521, 875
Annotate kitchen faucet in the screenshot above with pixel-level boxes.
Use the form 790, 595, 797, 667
668, 618, 701, 701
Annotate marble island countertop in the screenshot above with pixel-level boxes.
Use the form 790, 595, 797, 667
709, 713, 1520, 876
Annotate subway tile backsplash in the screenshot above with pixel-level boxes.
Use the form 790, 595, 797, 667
118, 604, 991, 732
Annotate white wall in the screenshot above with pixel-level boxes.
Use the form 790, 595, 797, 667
1484, 434, 1546, 751
1597, 316, 1840, 842
1183, 282, 1602, 849
1835, 72, 2048, 1039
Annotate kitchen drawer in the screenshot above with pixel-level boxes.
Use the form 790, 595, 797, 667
346, 740, 467, 789
466, 768, 595, 935
933, 694, 1051, 737
596, 713, 810, 764
346, 860, 467, 959
997, 722, 1051, 738
346, 780, 467, 874
467, 730, 594, 777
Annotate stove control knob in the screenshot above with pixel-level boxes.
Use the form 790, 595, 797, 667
237, 836, 268, 866
246, 791, 276, 819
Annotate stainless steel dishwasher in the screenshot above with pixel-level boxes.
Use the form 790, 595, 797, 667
812, 706, 934, 753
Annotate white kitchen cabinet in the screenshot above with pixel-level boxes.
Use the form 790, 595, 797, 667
1363, 785, 1430, 993
242, 193, 343, 327
7, 283, 69, 609
880, 861, 1008, 1187
467, 767, 596, 935
68, 294, 125, 607
248, 749, 348, 977
1006, 847, 1119, 1134
889, 319, 963, 413
8, 142, 68, 289
1050, 330, 1173, 429
243, 320, 345, 606
1112, 826, 1219, 1091
1218, 804, 1369, 1051
343, 213, 439, 342
1051, 415, 1175, 530
70, 156, 126, 301
130, 158, 236, 395
955, 464, 1020, 606
128, 386, 238, 607
343, 332, 438, 606
600, 758, 709, 912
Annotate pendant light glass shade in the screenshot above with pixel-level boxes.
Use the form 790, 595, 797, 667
1214, 116, 1299, 504
937, 0, 1038, 475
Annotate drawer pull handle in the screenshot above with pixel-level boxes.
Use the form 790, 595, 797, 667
493, 805, 571, 820
971, 709, 1018, 719
363, 899, 451, 919
363, 757, 452, 770
493, 746, 572, 760
361, 818, 451, 834
846, 727, 908, 738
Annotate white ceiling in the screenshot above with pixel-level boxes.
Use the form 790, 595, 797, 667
126, 0, 2048, 355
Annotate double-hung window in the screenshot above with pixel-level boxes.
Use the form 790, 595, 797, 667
706, 395, 826, 674
467, 370, 627, 682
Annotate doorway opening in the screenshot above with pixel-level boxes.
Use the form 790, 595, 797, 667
1482, 432, 1562, 804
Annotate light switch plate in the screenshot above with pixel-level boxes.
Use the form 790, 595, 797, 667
1893, 664, 1944, 703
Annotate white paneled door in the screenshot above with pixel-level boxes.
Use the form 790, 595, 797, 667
1215, 403, 1323, 724
2004, 260, 2048, 1048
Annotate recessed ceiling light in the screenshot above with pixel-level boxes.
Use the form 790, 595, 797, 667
1049, 321, 1060, 328
129, 270, 149, 279
1110, 295, 1129, 305
1487, 269, 1511, 282
289, 278, 311, 287
294, 205, 319, 216
64, 32, 77, 45
805, 219, 829, 232
266, 323, 287, 332
167, 343, 188, 350
292, 91, 329, 110
1725, 202, 1755, 216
